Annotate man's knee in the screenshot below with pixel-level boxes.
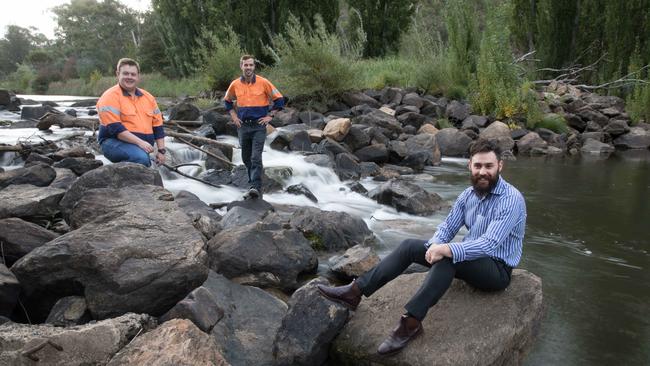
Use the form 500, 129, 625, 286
398, 239, 427, 253
129, 150, 151, 167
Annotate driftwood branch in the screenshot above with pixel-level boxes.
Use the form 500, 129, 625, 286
0, 132, 86, 152
37, 111, 98, 131
160, 162, 222, 188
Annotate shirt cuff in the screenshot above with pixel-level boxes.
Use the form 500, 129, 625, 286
106, 122, 127, 136
447, 243, 465, 263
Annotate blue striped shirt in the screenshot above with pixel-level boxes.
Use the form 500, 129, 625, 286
427, 176, 527, 267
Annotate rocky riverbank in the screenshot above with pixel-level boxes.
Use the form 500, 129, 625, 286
0, 86, 551, 365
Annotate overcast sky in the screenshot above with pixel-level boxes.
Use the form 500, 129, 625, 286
0, 0, 151, 39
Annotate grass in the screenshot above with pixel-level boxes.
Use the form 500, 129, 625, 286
45, 73, 203, 97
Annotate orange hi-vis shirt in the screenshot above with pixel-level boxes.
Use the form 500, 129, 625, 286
96, 84, 164, 145
224, 74, 284, 121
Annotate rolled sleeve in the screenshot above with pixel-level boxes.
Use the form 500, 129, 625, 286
106, 122, 127, 136
153, 125, 165, 139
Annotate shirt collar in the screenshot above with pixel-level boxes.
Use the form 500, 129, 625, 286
240, 74, 256, 84
120, 85, 143, 97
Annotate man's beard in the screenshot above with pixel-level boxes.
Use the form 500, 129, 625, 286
471, 172, 499, 196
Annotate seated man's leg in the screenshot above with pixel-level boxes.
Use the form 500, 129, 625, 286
356, 238, 429, 297
454, 257, 512, 291
101, 138, 151, 167
403, 257, 456, 321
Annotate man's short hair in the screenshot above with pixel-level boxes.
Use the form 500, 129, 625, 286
469, 138, 502, 160
116, 58, 140, 73
240, 55, 255, 65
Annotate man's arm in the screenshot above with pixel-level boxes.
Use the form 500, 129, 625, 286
447, 193, 526, 263
150, 100, 165, 163
224, 82, 241, 127
426, 188, 470, 247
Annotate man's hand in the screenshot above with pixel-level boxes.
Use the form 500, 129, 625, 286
155, 151, 165, 165
137, 140, 154, 153
258, 115, 273, 125
232, 116, 242, 128
425, 244, 452, 264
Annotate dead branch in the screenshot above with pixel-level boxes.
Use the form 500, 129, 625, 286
160, 162, 222, 188
37, 111, 98, 131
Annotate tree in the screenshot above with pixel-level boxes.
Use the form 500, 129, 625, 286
348, 0, 416, 57
0, 25, 47, 77
52, 0, 140, 77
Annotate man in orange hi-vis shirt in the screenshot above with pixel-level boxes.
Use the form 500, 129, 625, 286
224, 55, 284, 199
96, 58, 166, 167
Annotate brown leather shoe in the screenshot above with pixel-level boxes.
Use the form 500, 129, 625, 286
377, 315, 422, 356
316, 281, 362, 310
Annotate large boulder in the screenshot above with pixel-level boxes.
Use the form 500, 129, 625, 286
355, 110, 403, 135
335, 153, 362, 180
107, 318, 228, 366
516, 132, 548, 155
323, 118, 352, 141
59, 162, 163, 219
50, 168, 79, 190
612, 127, 650, 149
435, 128, 473, 156
273, 278, 349, 366
174, 190, 222, 239
220, 205, 268, 229
369, 179, 445, 215
331, 270, 544, 366
479, 121, 516, 152
168, 101, 201, 121
289, 206, 374, 251
404, 133, 442, 167
11, 185, 208, 321
580, 138, 615, 154
329, 245, 380, 280
206, 272, 288, 366
0, 218, 59, 266
0, 264, 20, 317
20, 105, 56, 120
0, 313, 155, 365
53, 157, 103, 176
577, 107, 609, 127
45, 296, 92, 326
380, 87, 404, 106
445, 100, 471, 123
342, 92, 381, 108
355, 144, 389, 163
159, 286, 224, 333
0, 184, 65, 220
207, 223, 318, 290
0, 163, 56, 189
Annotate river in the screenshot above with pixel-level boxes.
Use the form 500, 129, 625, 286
2, 95, 649, 365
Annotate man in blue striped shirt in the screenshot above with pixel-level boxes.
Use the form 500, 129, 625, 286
318, 138, 527, 356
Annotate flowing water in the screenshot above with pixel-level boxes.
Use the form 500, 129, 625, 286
1, 96, 649, 365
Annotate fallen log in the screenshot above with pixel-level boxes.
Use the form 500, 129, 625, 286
160, 162, 222, 188
164, 130, 234, 168
37, 111, 98, 131
164, 120, 203, 128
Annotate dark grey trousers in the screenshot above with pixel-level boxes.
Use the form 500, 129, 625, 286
355, 238, 512, 321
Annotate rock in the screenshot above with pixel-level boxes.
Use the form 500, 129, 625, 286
304, 154, 334, 168
107, 318, 228, 366
465, 115, 489, 128
369, 179, 445, 215
52, 157, 103, 176
580, 131, 607, 143
299, 111, 326, 128
342, 92, 381, 108
351, 104, 374, 116
347, 181, 368, 194
380, 87, 404, 105
174, 190, 222, 240
0, 218, 59, 266
343, 125, 371, 151
578, 107, 609, 127
397, 112, 428, 129
0, 163, 56, 189
64, 108, 77, 117
603, 120, 631, 137
286, 183, 318, 203
273, 108, 301, 127
359, 161, 381, 177
204, 145, 232, 170
289, 130, 313, 152
510, 128, 528, 140
403, 134, 442, 168
24, 152, 54, 167
355, 144, 389, 163
583, 94, 625, 111
330, 245, 380, 281
220, 206, 268, 229
159, 286, 224, 333
600, 107, 621, 118
0, 184, 65, 220
308, 129, 325, 143
203, 110, 231, 135
335, 153, 362, 180
207, 224, 317, 290
401, 92, 425, 109
581, 138, 615, 154
226, 197, 276, 214
517, 132, 548, 155
315, 138, 350, 157
20, 105, 55, 120
51, 146, 95, 161
584, 120, 603, 132
289, 207, 374, 251
50, 168, 78, 190
420, 100, 444, 117
206, 272, 287, 366
331, 270, 544, 366
323, 118, 351, 141
168, 101, 201, 121
479, 121, 515, 152
355, 109, 403, 135
273, 278, 349, 366
445, 100, 470, 123
613, 127, 650, 149
70, 99, 99, 107
0, 89, 20, 110
418, 124, 439, 135
12, 185, 208, 321
0, 313, 155, 365
394, 105, 419, 116
45, 296, 91, 326
564, 113, 586, 132
59, 162, 163, 218
0, 264, 19, 317
435, 128, 473, 156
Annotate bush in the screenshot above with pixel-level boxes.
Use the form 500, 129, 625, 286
0, 64, 36, 93
533, 113, 569, 133
194, 25, 245, 92
627, 81, 650, 124
265, 14, 359, 99
46, 73, 203, 97
353, 57, 418, 90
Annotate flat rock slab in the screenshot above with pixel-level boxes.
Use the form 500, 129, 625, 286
331, 269, 543, 366
0, 184, 65, 220
0, 313, 155, 365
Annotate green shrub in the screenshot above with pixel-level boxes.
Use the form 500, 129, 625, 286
353, 57, 418, 90
627, 81, 650, 124
194, 25, 245, 92
533, 113, 569, 133
46, 73, 203, 97
0, 64, 37, 93
265, 14, 359, 99
436, 118, 453, 129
